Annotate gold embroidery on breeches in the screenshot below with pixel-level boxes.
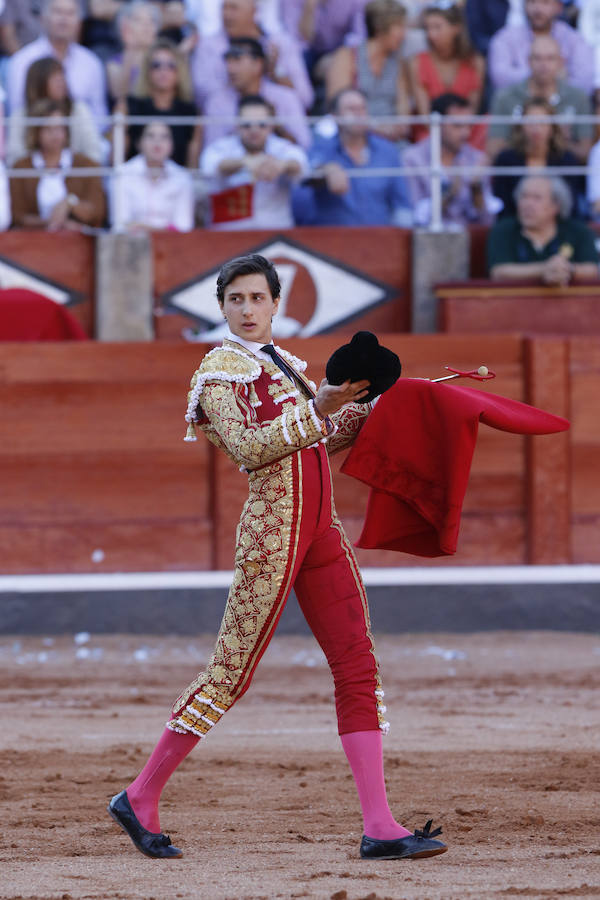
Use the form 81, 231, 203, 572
168, 455, 302, 738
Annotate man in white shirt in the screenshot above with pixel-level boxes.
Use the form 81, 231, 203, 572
7, 0, 108, 119
201, 93, 308, 229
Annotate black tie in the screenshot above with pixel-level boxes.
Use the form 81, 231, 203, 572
260, 344, 301, 386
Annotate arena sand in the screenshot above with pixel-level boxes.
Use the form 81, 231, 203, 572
0, 631, 599, 900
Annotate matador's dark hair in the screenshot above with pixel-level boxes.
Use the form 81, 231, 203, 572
216, 254, 281, 305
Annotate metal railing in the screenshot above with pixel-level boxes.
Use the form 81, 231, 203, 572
4, 111, 599, 232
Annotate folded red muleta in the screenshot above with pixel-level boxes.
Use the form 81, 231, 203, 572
341, 378, 569, 557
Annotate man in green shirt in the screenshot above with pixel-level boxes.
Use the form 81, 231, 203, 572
487, 174, 599, 285
488, 34, 593, 163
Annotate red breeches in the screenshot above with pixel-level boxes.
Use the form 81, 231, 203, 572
169, 446, 384, 738
291, 448, 381, 734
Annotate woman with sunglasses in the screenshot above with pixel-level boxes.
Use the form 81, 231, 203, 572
120, 37, 202, 168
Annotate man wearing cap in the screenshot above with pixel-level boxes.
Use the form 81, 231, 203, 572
201, 36, 311, 149
192, 0, 312, 110
489, 0, 594, 93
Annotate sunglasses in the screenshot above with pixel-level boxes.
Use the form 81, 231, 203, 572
150, 60, 177, 71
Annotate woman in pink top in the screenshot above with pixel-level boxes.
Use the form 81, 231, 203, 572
407, 1, 484, 145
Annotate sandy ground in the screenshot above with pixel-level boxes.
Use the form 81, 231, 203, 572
0, 630, 599, 900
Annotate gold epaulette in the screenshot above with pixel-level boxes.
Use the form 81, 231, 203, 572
184, 346, 262, 441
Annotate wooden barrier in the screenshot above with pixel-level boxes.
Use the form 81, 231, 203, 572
1, 335, 597, 574
0, 232, 95, 335
0, 228, 413, 342
151, 227, 413, 339
437, 280, 600, 335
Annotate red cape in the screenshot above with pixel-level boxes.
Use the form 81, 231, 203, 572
0, 288, 88, 340
341, 379, 569, 557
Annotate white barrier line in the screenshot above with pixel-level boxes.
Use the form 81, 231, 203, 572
0, 565, 599, 593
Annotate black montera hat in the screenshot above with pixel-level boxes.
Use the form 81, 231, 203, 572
325, 331, 401, 404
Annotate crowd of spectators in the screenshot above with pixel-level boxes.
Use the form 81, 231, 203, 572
0, 0, 597, 281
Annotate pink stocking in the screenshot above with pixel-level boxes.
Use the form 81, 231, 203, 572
126, 727, 199, 832
340, 729, 412, 839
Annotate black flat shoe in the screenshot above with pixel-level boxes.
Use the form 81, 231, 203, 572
108, 790, 183, 859
360, 819, 448, 860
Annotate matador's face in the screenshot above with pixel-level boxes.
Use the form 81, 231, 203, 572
221, 273, 280, 345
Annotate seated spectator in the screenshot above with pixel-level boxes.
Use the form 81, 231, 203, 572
192, 0, 312, 110
489, 0, 594, 94
10, 98, 106, 230
200, 93, 308, 228
81, 0, 126, 62
110, 120, 194, 231
491, 97, 585, 217
187, 0, 283, 37
0, 161, 11, 231
292, 87, 411, 225
576, 0, 600, 133
325, 0, 425, 142
280, 0, 368, 67
7, 0, 108, 120
488, 35, 593, 163
202, 37, 311, 148
403, 92, 499, 227
7, 56, 103, 164
157, 0, 199, 51
487, 173, 598, 283
585, 134, 600, 219
465, 0, 511, 57
121, 38, 201, 168
106, 1, 162, 104
0, 0, 43, 56
406, 2, 485, 145
0, 83, 5, 162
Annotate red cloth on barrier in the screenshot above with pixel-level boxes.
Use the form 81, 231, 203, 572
0, 288, 88, 340
340, 378, 570, 557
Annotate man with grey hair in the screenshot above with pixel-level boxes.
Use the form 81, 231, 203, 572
7, 0, 108, 119
487, 174, 599, 284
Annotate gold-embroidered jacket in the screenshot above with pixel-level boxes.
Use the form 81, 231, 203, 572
184, 339, 371, 466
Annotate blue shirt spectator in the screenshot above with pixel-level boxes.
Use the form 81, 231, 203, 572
292, 88, 410, 226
